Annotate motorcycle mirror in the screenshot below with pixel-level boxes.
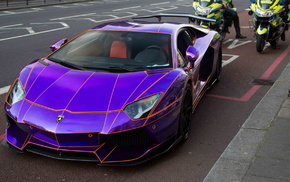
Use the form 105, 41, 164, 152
248, 10, 253, 15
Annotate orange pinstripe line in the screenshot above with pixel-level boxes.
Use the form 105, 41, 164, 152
136, 72, 169, 100
25, 65, 46, 96
29, 136, 59, 147
23, 61, 39, 89
20, 70, 72, 130
144, 72, 182, 123
5, 79, 25, 107
101, 146, 117, 163
27, 142, 98, 153
121, 73, 148, 109
22, 120, 101, 135
32, 69, 72, 103
102, 74, 120, 132
143, 96, 182, 126
102, 134, 175, 163
6, 140, 22, 150
23, 98, 122, 114
63, 72, 95, 112
105, 111, 121, 134
54, 72, 95, 145
94, 143, 107, 162
105, 73, 148, 133
20, 135, 32, 150
145, 104, 180, 127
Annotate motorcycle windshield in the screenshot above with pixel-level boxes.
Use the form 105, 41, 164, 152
258, 0, 275, 10
198, 0, 214, 7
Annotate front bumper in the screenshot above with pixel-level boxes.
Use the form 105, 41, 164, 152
2, 106, 180, 166
2, 135, 178, 166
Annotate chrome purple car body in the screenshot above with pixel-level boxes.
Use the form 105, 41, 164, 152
3, 14, 222, 165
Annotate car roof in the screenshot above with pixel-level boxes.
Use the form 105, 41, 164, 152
91, 20, 191, 34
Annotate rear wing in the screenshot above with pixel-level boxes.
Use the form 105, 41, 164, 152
132, 13, 216, 23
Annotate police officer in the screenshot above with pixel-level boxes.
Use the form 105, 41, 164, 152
223, 0, 247, 39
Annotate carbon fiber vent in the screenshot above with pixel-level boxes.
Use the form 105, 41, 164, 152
104, 129, 151, 147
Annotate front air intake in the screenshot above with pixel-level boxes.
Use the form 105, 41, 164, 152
104, 129, 151, 147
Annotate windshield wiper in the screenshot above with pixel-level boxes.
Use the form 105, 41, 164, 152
48, 58, 85, 70
83, 65, 136, 72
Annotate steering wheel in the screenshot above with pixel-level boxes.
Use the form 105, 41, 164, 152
145, 45, 169, 61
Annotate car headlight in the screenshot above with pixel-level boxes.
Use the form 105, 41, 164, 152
124, 93, 161, 119
7, 80, 25, 105
256, 8, 274, 17
196, 6, 212, 16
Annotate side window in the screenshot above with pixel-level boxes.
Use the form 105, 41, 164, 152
177, 29, 195, 58
177, 50, 187, 68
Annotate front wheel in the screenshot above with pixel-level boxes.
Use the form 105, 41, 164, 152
256, 34, 266, 53
214, 47, 222, 82
220, 32, 226, 41
178, 84, 193, 141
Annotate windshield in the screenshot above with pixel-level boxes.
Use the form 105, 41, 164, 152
198, 0, 214, 7
258, 0, 275, 10
48, 30, 172, 73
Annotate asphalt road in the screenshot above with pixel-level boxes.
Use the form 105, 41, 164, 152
0, 0, 289, 181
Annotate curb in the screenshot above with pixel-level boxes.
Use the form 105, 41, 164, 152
203, 51, 290, 182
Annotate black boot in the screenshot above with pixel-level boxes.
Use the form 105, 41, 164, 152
236, 34, 247, 39
281, 31, 286, 41
223, 26, 230, 33
234, 15, 247, 39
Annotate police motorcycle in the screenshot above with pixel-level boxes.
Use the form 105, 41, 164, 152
192, 0, 227, 38
249, 0, 289, 52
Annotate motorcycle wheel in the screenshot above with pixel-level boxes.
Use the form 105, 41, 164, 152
270, 38, 279, 48
256, 34, 266, 53
220, 32, 226, 41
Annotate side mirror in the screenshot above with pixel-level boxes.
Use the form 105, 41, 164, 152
186, 46, 199, 62
50, 38, 68, 52
248, 10, 253, 15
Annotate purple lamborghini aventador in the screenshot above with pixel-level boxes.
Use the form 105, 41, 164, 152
2, 13, 222, 165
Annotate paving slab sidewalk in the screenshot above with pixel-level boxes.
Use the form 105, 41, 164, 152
204, 49, 290, 182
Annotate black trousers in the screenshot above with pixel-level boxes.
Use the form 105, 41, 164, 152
223, 8, 241, 34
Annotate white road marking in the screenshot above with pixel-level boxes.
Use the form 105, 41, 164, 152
0, 24, 36, 34
0, 22, 70, 42
222, 54, 239, 67
0, 8, 43, 16
0, 24, 23, 28
50, 13, 97, 21
150, 2, 170, 6
72, 3, 90, 7
53, 5, 73, 9
51, 12, 138, 23
141, 6, 178, 13
113, 6, 141, 11
0, 85, 10, 95
225, 39, 253, 49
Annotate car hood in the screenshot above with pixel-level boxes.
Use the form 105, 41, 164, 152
19, 59, 176, 113
9, 59, 183, 134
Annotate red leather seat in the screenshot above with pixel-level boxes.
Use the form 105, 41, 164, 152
110, 41, 127, 58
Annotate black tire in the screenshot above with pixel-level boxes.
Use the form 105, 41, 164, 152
270, 38, 279, 47
256, 34, 266, 53
178, 84, 193, 141
220, 32, 226, 41
214, 48, 222, 82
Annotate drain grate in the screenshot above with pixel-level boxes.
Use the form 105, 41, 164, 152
250, 79, 275, 86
